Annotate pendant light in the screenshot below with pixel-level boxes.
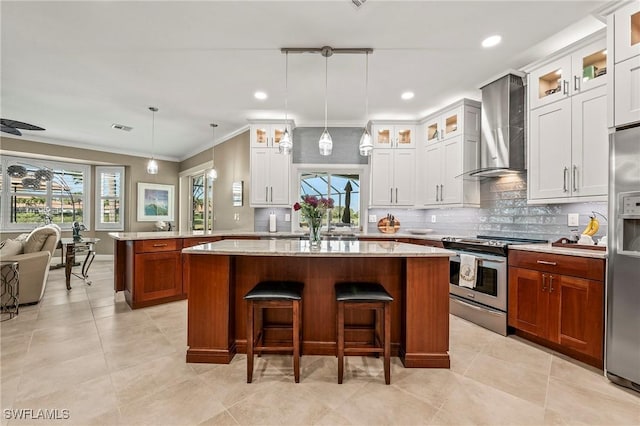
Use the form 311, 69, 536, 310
279, 52, 293, 154
146, 107, 159, 175
318, 48, 333, 156
359, 52, 373, 156
209, 123, 218, 180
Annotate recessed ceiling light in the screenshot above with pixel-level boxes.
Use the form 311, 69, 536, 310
481, 35, 502, 48
401, 91, 415, 100
254, 91, 267, 100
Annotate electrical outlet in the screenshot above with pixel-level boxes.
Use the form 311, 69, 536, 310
233, 213, 240, 221
284, 213, 291, 222
568, 213, 579, 226
368, 214, 377, 223
431, 215, 437, 223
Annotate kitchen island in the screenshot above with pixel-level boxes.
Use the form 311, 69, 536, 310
183, 239, 454, 368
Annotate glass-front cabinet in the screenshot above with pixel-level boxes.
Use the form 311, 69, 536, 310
424, 106, 462, 143
371, 123, 416, 148
614, 2, 640, 63
529, 39, 607, 110
250, 123, 289, 148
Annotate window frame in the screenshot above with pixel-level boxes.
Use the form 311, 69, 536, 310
94, 166, 125, 231
1, 155, 92, 232
291, 163, 369, 233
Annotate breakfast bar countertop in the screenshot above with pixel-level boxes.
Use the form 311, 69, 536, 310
182, 238, 455, 257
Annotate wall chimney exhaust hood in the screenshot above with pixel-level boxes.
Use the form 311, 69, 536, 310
468, 72, 525, 178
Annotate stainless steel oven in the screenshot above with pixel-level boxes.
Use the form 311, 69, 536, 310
448, 252, 508, 335
443, 236, 546, 336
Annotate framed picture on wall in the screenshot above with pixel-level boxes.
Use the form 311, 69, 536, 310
137, 182, 175, 221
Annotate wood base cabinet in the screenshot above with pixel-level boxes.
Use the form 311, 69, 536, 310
508, 250, 604, 368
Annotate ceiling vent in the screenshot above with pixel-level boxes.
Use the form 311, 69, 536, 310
351, 0, 367, 8
111, 123, 133, 132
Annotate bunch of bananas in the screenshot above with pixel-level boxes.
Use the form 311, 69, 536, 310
581, 214, 600, 236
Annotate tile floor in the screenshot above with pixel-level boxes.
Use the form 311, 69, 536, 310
1, 260, 639, 425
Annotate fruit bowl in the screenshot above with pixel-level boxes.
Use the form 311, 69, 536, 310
406, 229, 433, 235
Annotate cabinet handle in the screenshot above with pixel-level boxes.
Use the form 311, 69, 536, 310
574, 75, 580, 92
563, 80, 569, 95
563, 167, 569, 192
440, 184, 444, 201
390, 188, 393, 203
265, 186, 269, 202
270, 187, 273, 202
536, 260, 557, 266
435, 185, 439, 202
542, 274, 548, 292
152, 243, 168, 247
572, 165, 578, 192
549, 275, 555, 293
395, 188, 398, 204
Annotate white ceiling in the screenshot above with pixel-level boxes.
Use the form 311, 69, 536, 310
1, 0, 609, 162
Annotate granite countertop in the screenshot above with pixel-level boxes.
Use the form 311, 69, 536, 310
510, 243, 607, 259
182, 239, 455, 257
107, 230, 448, 242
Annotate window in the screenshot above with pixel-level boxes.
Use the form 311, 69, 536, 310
297, 171, 361, 230
95, 166, 124, 231
1, 155, 91, 231
190, 173, 214, 231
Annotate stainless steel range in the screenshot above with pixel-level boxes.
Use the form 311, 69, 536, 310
442, 235, 547, 335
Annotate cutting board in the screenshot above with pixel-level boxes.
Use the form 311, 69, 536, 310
377, 217, 400, 234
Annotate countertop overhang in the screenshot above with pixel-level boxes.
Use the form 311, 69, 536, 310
182, 239, 455, 257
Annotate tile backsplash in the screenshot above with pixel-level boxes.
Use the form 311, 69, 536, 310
368, 173, 607, 241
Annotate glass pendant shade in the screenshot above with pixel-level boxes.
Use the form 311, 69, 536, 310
208, 168, 218, 180
146, 159, 158, 175
359, 128, 373, 156
319, 129, 333, 156
279, 128, 292, 154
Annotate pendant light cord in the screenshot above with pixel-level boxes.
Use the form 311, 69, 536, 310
324, 55, 328, 130
365, 52, 369, 119
284, 52, 289, 123
151, 109, 155, 158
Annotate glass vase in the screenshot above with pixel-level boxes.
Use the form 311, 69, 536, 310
308, 217, 322, 249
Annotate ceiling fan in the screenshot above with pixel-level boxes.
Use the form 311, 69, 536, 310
1, 118, 45, 136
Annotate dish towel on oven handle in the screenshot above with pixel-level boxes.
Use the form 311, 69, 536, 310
459, 253, 478, 289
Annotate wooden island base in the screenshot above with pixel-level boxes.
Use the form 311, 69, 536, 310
185, 249, 451, 368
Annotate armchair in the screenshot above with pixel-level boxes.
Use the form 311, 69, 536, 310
1, 224, 60, 305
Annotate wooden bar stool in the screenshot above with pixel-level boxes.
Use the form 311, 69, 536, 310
335, 282, 393, 385
244, 280, 304, 383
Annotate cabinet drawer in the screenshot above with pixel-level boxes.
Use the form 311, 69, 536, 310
508, 250, 604, 281
135, 239, 181, 253
182, 237, 221, 248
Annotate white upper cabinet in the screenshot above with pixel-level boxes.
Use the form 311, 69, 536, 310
608, 2, 640, 127
369, 149, 415, 207
418, 99, 480, 208
528, 73, 608, 203
614, 55, 640, 126
371, 123, 416, 149
249, 120, 293, 207
529, 38, 607, 110
250, 148, 290, 207
614, 2, 640, 64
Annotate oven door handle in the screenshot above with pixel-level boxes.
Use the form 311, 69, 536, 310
451, 255, 505, 264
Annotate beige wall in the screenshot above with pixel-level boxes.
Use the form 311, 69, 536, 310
1, 136, 180, 255
180, 131, 253, 230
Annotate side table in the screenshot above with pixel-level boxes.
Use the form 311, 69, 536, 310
1, 261, 19, 321
60, 238, 100, 290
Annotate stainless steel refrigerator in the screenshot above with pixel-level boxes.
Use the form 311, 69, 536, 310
607, 124, 640, 392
